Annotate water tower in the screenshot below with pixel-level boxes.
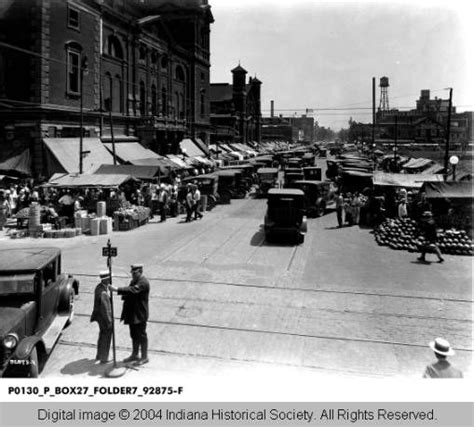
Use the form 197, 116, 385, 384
379, 76, 390, 111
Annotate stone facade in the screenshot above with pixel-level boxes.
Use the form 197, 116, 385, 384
0, 0, 214, 178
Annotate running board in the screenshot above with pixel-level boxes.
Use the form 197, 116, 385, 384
42, 314, 69, 353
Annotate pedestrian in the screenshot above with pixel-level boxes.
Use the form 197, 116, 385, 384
417, 211, 444, 263
185, 185, 194, 222
193, 183, 203, 220
398, 198, 408, 219
157, 184, 168, 222
351, 192, 361, 225
110, 264, 150, 365
90, 271, 113, 364
423, 338, 463, 378
344, 193, 353, 226
335, 192, 344, 227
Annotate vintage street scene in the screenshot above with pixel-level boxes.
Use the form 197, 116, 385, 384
0, 0, 472, 383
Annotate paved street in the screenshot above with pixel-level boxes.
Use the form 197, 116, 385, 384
1, 196, 472, 380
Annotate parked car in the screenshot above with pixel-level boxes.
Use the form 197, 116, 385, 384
264, 189, 307, 244
303, 166, 322, 181
256, 167, 279, 197
293, 180, 334, 217
181, 174, 219, 210
0, 247, 79, 377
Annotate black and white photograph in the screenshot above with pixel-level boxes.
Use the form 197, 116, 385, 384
0, 0, 472, 408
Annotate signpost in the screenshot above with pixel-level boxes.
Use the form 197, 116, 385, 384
102, 239, 126, 378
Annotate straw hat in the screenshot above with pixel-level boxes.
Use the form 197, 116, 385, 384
429, 338, 455, 356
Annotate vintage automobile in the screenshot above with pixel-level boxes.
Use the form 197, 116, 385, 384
284, 170, 304, 188
264, 189, 307, 244
303, 166, 322, 181
214, 170, 246, 201
0, 247, 79, 377
181, 174, 219, 211
293, 180, 334, 217
256, 167, 279, 197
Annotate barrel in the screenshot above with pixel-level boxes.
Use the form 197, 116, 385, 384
97, 201, 106, 217
99, 217, 113, 235
90, 218, 101, 236
28, 203, 41, 229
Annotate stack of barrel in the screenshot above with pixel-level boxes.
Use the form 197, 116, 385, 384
90, 201, 112, 236
28, 203, 42, 237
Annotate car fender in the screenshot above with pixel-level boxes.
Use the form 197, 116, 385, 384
58, 276, 79, 312
300, 216, 308, 233
14, 336, 44, 360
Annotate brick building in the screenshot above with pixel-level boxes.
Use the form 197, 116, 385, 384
0, 0, 214, 179
209, 64, 262, 146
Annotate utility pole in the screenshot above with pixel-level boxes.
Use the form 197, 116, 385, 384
394, 114, 398, 161
443, 88, 453, 181
372, 77, 375, 147
79, 57, 88, 174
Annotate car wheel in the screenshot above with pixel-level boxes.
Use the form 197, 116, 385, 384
66, 291, 75, 326
28, 347, 39, 378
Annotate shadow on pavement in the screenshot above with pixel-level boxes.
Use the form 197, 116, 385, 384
59, 358, 110, 377
410, 260, 432, 265
250, 227, 265, 246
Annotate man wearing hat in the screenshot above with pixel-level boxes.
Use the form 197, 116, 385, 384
90, 271, 113, 364
423, 338, 463, 378
417, 211, 444, 263
110, 264, 150, 365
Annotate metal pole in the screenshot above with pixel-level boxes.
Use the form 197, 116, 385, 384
107, 240, 117, 367
109, 108, 117, 165
444, 88, 453, 181
372, 77, 375, 146
394, 114, 398, 161
79, 67, 84, 174
453, 164, 456, 181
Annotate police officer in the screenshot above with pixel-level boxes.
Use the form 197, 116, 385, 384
90, 271, 113, 364
110, 264, 150, 365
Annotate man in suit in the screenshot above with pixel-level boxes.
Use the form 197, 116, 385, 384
110, 264, 150, 365
90, 271, 113, 364
423, 337, 463, 378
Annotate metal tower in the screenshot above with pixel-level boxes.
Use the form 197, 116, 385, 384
379, 76, 390, 111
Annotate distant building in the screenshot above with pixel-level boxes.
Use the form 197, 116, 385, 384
0, 0, 214, 178
209, 64, 261, 146
261, 114, 314, 143
375, 89, 473, 146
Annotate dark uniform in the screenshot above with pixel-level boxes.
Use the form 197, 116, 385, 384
90, 273, 113, 363
117, 266, 150, 364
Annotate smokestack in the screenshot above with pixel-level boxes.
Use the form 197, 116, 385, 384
270, 100, 274, 118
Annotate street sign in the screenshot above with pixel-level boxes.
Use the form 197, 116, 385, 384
102, 247, 118, 257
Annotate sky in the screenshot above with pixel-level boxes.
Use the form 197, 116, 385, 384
209, 0, 473, 130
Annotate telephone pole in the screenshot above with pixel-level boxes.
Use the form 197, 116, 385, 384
443, 88, 453, 181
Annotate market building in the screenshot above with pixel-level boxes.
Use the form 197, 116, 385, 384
0, 0, 214, 179
209, 64, 262, 146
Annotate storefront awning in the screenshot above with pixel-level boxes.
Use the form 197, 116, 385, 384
94, 164, 166, 179
179, 138, 207, 158
402, 158, 433, 170
43, 138, 114, 174
45, 173, 137, 188
373, 172, 444, 188
103, 142, 161, 163
0, 149, 32, 176
422, 181, 473, 199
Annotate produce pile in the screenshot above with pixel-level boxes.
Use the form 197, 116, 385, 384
374, 218, 473, 256
114, 206, 150, 221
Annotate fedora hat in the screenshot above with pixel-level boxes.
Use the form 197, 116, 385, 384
429, 338, 455, 356
422, 211, 433, 218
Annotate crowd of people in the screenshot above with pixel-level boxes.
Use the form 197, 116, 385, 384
0, 175, 209, 230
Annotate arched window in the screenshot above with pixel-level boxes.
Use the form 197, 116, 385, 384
104, 73, 113, 111
107, 35, 124, 59
180, 93, 185, 119
175, 65, 185, 82
200, 89, 205, 116
114, 74, 123, 113
151, 84, 157, 116
65, 41, 83, 95
139, 80, 146, 115
175, 92, 179, 118
161, 86, 167, 116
